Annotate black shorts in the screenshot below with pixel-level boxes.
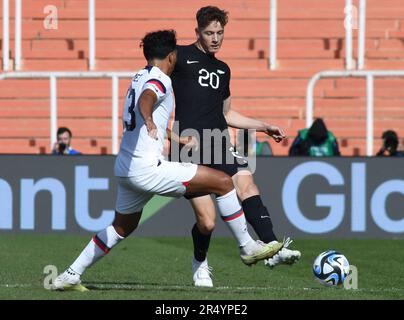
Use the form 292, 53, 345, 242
202, 145, 249, 176
178, 144, 250, 199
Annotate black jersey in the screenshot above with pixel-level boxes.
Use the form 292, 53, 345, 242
171, 44, 231, 134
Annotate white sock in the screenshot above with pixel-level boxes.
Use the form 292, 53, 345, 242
192, 257, 208, 270
216, 189, 253, 247
70, 225, 124, 275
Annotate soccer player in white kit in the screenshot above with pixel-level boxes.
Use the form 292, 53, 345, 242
51, 30, 283, 292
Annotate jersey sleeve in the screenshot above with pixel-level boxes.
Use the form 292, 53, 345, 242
142, 76, 171, 102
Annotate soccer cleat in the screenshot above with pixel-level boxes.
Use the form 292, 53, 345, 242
264, 237, 301, 268
50, 268, 89, 292
192, 258, 213, 287
240, 240, 283, 266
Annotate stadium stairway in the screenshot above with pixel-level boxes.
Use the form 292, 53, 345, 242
0, 0, 404, 155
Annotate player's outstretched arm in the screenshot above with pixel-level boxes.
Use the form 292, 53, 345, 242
223, 97, 265, 131
223, 97, 286, 143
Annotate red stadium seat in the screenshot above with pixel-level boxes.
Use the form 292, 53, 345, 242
1, 0, 404, 155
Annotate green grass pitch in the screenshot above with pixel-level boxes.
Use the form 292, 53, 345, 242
0, 234, 403, 300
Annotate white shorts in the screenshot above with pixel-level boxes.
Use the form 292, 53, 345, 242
115, 158, 198, 214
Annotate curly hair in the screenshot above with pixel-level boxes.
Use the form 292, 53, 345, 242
140, 29, 177, 60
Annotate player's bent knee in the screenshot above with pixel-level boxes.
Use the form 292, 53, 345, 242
238, 182, 259, 200
112, 223, 137, 238
223, 174, 234, 192
113, 211, 141, 237
219, 173, 234, 194
198, 220, 215, 234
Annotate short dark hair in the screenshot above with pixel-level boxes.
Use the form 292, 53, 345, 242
141, 30, 177, 61
382, 130, 399, 150
57, 127, 72, 137
196, 6, 229, 30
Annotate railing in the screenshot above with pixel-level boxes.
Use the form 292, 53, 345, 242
345, 0, 354, 70
269, 0, 367, 70
357, 0, 367, 70
2, 0, 95, 71
0, 72, 134, 154
14, 0, 22, 70
89, 0, 96, 70
3, 1, 367, 72
2, 0, 22, 70
2, 0, 10, 71
269, 0, 277, 70
345, 0, 367, 70
306, 70, 404, 156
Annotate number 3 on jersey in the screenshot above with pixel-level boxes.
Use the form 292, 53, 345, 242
124, 88, 136, 131
198, 68, 219, 89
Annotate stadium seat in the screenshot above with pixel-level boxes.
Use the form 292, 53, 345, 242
1, 0, 404, 155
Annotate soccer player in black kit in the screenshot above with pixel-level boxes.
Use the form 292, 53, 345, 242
171, 6, 301, 287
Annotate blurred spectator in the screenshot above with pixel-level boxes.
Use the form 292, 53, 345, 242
52, 127, 81, 155
376, 130, 404, 157
289, 118, 340, 156
256, 140, 273, 156
236, 129, 273, 156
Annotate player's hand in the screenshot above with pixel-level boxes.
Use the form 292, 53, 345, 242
265, 125, 286, 143
145, 118, 158, 140
181, 136, 199, 152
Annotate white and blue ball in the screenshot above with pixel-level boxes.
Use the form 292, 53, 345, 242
313, 250, 350, 287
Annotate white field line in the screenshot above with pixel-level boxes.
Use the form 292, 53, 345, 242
1, 283, 404, 294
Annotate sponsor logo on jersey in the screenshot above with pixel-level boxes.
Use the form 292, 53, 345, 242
186, 60, 199, 64
217, 69, 225, 74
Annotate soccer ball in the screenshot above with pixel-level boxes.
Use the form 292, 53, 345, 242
313, 250, 350, 287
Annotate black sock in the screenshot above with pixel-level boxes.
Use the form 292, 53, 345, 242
191, 223, 212, 262
242, 195, 278, 243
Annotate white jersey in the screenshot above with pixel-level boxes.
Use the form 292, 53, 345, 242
114, 66, 174, 177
